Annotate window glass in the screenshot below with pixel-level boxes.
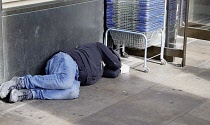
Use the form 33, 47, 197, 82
189, 0, 210, 30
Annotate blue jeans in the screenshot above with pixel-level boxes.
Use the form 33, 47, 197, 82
21, 52, 80, 100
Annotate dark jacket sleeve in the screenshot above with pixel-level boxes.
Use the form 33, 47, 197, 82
96, 42, 121, 78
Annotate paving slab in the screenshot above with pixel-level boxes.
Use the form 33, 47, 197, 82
174, 114, 210, 125
0, 112, 50, 125
187, 39, 210, 55
130, 61, 182, 83
188, 100, 210, 122
159, 49, 210, 99
5, 103, 73, 125
0, 98, 35, 115
185, 39, 210, 67
198, 60, 210, 69
91, 73, 156, 96
167, 121, 187, 125
160, 66, 210, 99
186, 51, 210, 67
75, 85, 205, 125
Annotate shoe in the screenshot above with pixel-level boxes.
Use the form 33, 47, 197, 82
0, 77, 21, 99
9, 89, 33, 103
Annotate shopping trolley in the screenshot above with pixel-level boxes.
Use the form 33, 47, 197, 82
105, 0, 167, 72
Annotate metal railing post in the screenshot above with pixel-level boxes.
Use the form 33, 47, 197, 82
182, 0, 189, 67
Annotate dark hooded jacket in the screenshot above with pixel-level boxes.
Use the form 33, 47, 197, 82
67, 42, 121, 86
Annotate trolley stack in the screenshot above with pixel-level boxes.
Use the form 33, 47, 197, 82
106, 0, 165, 49
105, 0, 167, 72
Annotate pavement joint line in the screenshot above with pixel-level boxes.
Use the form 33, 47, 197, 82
163, 98, 209, 125
187, 38, 199, 44
151, 67, 183, 85
157, 71, 183, 84
0, 101, 34, 115
196, 60, 210, 68
157, 69, 184, 83
0, 101, 71, 124
72, 83, 160, 124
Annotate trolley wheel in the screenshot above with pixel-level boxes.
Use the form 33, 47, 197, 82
161, 59, 167, 65
143, 66, 150, 73
122, 52, 129, 58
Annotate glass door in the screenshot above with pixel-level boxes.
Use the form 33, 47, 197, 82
187, 0, 210, 40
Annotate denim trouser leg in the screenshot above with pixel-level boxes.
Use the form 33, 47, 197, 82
31, 80, 80, 100
22, 52, 80, 100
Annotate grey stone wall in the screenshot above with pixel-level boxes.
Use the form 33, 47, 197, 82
0, 0, 104, 82
0, 0, 3, 83
0, 28, 3, 83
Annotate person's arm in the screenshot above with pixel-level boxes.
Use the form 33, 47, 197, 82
96, 42, 121, 78
96, 42, 121, 69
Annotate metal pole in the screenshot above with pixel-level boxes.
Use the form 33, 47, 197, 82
182, 0, 189, 67
160, 0, 167, 61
